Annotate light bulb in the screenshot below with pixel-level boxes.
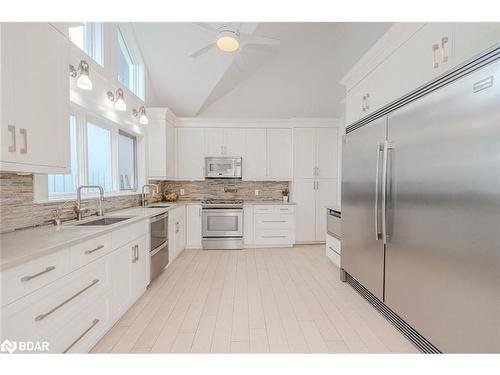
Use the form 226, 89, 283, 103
76, 73, 93, 90
114, 97, 127, 111
139, 113, 149, 125
217, 35, 239, 52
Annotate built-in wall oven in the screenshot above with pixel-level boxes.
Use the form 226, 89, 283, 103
202, 199, 243, 250
150, 212, 169, 281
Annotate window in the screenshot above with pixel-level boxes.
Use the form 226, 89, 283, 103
118, 131, 137, 190
43, 109, 142, 200
48, 115, 78, 194
117, 27, 145, 99
69, 23, 103, 65
87, 122, 112, 191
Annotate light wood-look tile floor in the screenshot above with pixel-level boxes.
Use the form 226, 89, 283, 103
91, 245, 419, 354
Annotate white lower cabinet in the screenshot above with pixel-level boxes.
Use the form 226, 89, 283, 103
325, 233, 341, 268
243, 205, 254, 246
186, 204, 202, 249
294, 179, 338, 242
169, 206, 186, 260
0, 219, 150, 353
253, 205, 295, 246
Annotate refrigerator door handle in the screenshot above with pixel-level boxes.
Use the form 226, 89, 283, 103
375, 143, 383, 240
382, 140, 394, 244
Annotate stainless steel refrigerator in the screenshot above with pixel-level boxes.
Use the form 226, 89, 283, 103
341, 46, 500, 353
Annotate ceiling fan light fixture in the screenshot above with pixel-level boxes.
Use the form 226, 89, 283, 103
216, 31, 239, 52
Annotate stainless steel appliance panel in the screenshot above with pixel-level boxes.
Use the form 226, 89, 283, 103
149, 212, 169, 282
150, 212, 168, 250
327, 209, 341, 239
341, 116, 387, 300
150, 242, 168, 281
384, 60, 500, 353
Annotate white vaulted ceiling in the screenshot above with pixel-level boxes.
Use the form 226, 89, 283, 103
132, 22, 392, 118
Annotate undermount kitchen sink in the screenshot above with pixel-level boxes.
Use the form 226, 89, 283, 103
76, 217, 131, 226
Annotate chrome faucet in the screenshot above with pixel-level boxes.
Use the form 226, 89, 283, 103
142, 184, 159, 207
76, 185, 105, 220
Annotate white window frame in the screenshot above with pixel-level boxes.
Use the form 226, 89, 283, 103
117, 24, 145, 100
35, 105, 143, 202
69, 22, 104, 66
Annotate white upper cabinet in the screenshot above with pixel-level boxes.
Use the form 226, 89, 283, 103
453, 23, 500, 66
204, 128, 244, 157
294, 127, 338, 179
1, 23, 70, 173
176, 128, 205, 180
204, 128, 225, 156
267, 128, 292, 180
147, 109, 176, 179
223, 128, 244, 156
243, 128, 268, 180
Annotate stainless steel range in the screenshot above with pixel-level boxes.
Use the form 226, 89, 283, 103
201, 199, 244, 250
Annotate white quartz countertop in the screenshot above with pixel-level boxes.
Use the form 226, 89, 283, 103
243, 201, 295, 205
0, 203, 185, 271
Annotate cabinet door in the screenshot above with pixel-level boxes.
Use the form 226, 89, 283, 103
177, 128, 205, 179
2, 23, 70, 170
293, 180, 316, 242
110, 244, 132, 318
453, 23, 500, 66
315, 180, 339, 241
166, 119, 176, 178
223, 128, 244, 156
186, 204, 202, 249
147, 118, 167, 178
204, 128, 224, 156
267, 128, 292, 180
243, 129, 267, 180
293, 128, 316, 179
316, 128, 339, 179
130, 235, 148, 300
345, 78, 372, 126
174, 208, 186, 258
243, 205, 254, 245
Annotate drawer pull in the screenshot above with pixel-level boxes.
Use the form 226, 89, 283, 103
63, 318, 100, 354
262, 220, 286, 223
34, 279, 99, 322
279, 208, 290, 211
84, 245, 105, 255
21, 266, 56, 282
262, 235, 286, 238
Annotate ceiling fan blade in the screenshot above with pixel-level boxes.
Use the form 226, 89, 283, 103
189, 43, 216, 58
232, 54, 245, 72
193, 22, 217, 35
240, 35, 280, 48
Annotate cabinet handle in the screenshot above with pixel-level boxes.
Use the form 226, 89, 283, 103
262, 220, 286, 223
19, 128, 27, 154
317, 181, 320, 190
84, 244, 105, 255
262, 235, 286, 238
441, 36, 449, 63
135, 245, 139, 262
175, 222, 180, 233
34, 279, 100, 321
365, 93, 370, 110
63, 318, 100, 354
432, 44, 439, 68
362, 95, 366, 111
8, 125, 16, 152
132, 245, 139, 263
21, 266, 56, 282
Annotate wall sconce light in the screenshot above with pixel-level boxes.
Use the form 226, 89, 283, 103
107, 88, 127, 111
69, 60, 93, 90
132, 106, 149, 125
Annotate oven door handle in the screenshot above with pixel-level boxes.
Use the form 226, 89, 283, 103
150, 241, 168, 257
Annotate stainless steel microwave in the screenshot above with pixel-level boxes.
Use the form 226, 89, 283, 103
205, 157, 242, 179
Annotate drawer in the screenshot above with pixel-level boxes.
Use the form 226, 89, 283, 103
254, 230, 294, 245
326, 233, 341, 255
255, 214, 294, 230
326, 246, 341, 268
1, 248, 71, 307
1, 257, 110, 343
111, 220, 148, 249
253, 205, 295, 214
51, 292, 112, 353
70, 233, 112, 270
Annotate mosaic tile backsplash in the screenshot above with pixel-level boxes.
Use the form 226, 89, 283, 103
0, 173, 289, 233
152, 180, 290, 202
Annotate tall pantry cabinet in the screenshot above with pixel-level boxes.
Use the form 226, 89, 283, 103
293, 127, 340, 242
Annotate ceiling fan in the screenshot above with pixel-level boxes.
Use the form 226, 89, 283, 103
189, 23, 280, 59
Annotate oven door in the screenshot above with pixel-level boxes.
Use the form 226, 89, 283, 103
202, 209, 243, 237
150, 213, 168, 250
